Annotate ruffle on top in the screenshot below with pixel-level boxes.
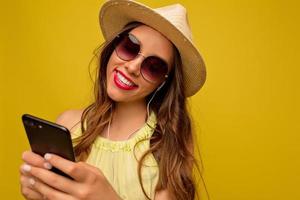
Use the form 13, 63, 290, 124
70, 112, 159, 200
71, 112, 157, 152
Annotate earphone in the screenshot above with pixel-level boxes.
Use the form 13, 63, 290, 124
146, 81, 166, 119
156, 81, 166, 91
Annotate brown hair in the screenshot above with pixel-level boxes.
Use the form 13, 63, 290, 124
73, 22, 207, 200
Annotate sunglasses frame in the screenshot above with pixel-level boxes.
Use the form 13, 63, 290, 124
113, 32, 169, 84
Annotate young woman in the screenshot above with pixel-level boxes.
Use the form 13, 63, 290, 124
20, 1, 207, 199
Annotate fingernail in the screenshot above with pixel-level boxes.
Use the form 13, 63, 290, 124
44, 153, 52, 160
43, 162, 52, 169
22, 164, 31, 172
29, 178, 35, 185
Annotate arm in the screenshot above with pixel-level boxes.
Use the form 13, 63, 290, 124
55, 109, 84, 132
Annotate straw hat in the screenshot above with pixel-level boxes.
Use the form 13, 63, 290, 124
99, 0, 206, 97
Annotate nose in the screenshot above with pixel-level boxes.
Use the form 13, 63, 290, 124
124, 53, 145, 77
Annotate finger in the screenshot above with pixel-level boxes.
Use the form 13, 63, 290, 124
21, 186, 45, 200
44, 153, 89, 181
22, 151, 52, 169
20, 163, 30, 176
29, 177, 76, 200
20, 174, 34, 188
20, 175, 44, 199
20, 163, 52, 177
26, 164, 81, 196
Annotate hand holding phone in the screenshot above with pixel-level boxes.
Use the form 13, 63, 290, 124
22, 114, 76, 179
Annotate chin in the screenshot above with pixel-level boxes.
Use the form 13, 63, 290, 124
107, 88, 132, 102
107, 88, 122, 102
107, 88, 148, 103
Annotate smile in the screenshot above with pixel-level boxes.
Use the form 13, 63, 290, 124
113, 70, 138, 90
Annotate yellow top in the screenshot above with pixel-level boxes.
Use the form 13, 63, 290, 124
71, 112, 159, 200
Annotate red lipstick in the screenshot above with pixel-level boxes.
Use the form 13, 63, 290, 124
113, 70, 138, 90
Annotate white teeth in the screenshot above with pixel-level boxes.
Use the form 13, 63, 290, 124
117, 72, 135, 87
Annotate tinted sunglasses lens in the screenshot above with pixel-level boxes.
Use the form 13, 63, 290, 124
115, 34, 140, 61
141, 56, 168, 82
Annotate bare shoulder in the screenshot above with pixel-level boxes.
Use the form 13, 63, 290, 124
55, 109, 85, 132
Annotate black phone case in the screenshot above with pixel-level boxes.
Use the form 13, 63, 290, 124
22, 114, 75, 179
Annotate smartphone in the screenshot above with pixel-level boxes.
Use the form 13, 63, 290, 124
22, 114, 75, 179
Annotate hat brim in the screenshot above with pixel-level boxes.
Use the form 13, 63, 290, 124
99, 0, 206, 97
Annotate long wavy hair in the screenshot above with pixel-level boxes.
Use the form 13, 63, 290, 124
73, 22, 207, 200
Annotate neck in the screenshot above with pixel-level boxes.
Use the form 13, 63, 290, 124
114, 100, 147, 121
107, 99, 147, 140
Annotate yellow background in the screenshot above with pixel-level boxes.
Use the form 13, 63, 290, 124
1, 0, 299, 199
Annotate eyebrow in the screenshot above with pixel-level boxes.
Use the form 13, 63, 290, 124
128, 32, 171, 67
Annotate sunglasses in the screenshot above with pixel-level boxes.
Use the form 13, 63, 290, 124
114, 32, 169, 83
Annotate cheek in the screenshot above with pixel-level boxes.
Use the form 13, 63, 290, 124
138, 83, 159, 98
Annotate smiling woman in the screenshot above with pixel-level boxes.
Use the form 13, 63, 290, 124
19, 0, 207, 200
106, 25, 174, 103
